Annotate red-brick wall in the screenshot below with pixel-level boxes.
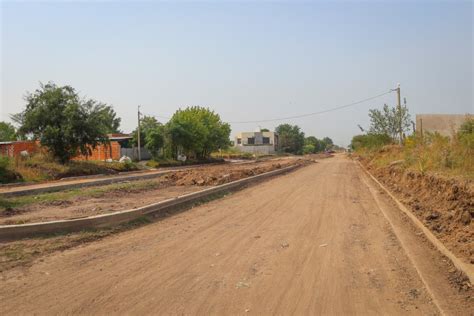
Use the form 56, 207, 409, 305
0, 141, 121, 161
73, 142, 121, 161
0, 141, 39, 157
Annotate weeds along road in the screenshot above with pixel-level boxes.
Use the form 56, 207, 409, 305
0, 155, 471, 315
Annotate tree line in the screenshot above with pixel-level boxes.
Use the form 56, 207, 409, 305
1, 83, 231, 163
132, 107, 230, 160
1, 82, 338, 163
274, 124, 334, 155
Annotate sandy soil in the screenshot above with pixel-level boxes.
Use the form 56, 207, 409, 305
1, 155, 471, 314
0, 157, 308, 224
362, 159, 474, 265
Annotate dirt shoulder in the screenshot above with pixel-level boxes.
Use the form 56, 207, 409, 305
0, 157, 312, 225
358, 156, 474, 265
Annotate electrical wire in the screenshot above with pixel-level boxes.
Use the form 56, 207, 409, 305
142, 89, 393, 124
228, 90, 393, 124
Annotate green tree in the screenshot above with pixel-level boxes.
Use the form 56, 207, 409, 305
304, 136, 319, 153
166, 106, 230, 159
132, 116, 162, 147
275, 124, 305, 154
145, 125, 165, 159
15, 82, 111, 163
369, 103, 411, 142
95, 104, 121, 134
303, 144, 315, 154
321, 137, 334, 150
0, 122, 16, 141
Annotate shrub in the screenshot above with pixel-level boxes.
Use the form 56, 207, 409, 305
0, 156, 22, 183
350, 133, 393, 151
303, 144, 315, 154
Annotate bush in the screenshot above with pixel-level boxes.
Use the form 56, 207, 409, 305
351, 133, 393, 151
1, 153, 139, 183
0, 156, 22, 183
303, 144, 315, 154
355, 118, 474, 178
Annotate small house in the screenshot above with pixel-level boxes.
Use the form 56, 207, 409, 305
234, 131, 279, 155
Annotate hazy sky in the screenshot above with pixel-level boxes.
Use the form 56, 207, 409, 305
1, 1, 473, 146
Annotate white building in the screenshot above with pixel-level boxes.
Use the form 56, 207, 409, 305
234, 131, 279, 155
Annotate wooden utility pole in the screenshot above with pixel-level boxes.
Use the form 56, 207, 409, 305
396, 83, 402, 144
137, 105, 141, 161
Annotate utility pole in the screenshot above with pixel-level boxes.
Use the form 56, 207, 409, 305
137, 105, 141, 161
396, 83, 402, 144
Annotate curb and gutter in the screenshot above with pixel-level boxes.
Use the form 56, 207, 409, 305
358, 161, 474, 284
0, 164, 302, 241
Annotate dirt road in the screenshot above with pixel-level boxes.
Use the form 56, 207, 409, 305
1, 155, 471, 314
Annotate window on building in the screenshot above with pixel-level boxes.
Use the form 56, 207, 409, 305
247, 137, 255, 145
262, 137, 270, 144
237, 138, 241, 144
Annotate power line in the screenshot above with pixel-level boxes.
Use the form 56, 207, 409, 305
228, 90, 393, 124
141, 89, 393, 124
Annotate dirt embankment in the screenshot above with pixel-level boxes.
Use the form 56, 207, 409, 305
362, 159, 473, 264
0, 158, 313, 225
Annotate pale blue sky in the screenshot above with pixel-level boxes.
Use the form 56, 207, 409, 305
1, 0, 472, 146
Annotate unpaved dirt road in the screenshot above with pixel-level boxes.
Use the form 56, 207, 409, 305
1, 155, 472, 315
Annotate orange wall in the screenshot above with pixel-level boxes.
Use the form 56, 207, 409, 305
0, 141, 121, 161
0, 141, 39, 157
73, 142, 121, 161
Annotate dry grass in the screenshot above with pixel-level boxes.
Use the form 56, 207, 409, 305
1, 153, 139, 183
356, 130, 474, 179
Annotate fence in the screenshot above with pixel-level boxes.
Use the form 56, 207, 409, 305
120, 147, 152, 160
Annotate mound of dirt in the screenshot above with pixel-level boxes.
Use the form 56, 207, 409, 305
165, 159, 311, 186
365, 162, 474, 264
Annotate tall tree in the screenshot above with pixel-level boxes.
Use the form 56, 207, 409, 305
15, 82, 111, 163
369, 103, 411, 142
0, 122, 16, 141
166, 106, 230, 159
275, 124, 305, 154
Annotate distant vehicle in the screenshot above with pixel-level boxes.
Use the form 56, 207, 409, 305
325, 150, 335, 154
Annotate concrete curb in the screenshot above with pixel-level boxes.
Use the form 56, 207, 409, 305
0, 164, 302, 241
0, 171, 172, 197
358, 161, 474, 284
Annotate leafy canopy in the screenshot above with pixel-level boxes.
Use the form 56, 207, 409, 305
15, 82, 116, 163
0, 122, 16, 141
132, 116, 161, 147
275, 124, 305, 154
368, 103, 411, 142
166, 106, 231, 159
303, 136, 333, 153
